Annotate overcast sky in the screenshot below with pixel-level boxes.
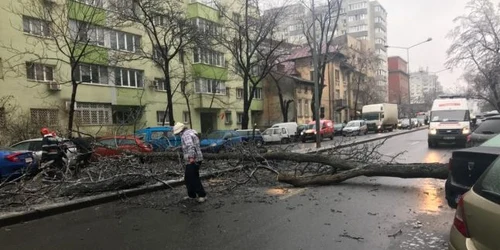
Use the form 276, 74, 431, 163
379, 0, 471, 92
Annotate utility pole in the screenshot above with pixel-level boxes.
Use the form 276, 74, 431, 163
311, 0, 321, 149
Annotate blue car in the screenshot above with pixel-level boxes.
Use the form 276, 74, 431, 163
200, 130, 243, 153
135, 126, 181, 151
236, 129, 264, 147
0, 149, 37, 180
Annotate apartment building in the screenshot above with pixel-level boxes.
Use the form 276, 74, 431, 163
0, 0, 262, 137
387, 56, 409, 104
409, 69, 443, 104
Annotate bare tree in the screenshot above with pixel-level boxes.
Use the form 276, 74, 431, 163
300, 0, 344, 120
214, 0, 288, 129
2, 0, 113, 136
447, 0, 500, 110
268, 72, 295, 122
110, 0, 206, 126
342, 44, 383, 118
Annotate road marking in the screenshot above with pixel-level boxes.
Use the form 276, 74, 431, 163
278, 188, 307, 200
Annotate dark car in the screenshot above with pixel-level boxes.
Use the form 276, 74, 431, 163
334, 123, 344, 136
200, 130, 243, 153
445, 133, 500, 208
467, 115, 500, 147
236, 129, 264, 147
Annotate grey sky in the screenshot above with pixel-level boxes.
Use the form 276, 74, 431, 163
379, 0, 470, 92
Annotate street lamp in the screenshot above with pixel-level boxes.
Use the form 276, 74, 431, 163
385, 38, 432, 128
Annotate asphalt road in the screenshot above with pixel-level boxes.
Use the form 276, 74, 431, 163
0, 129, 457, 250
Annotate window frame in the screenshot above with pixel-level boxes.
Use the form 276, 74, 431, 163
26, 62, 54, 82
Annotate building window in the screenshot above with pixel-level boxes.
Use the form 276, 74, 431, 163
74, 64, 108, 84
348, 25, 367, 33
156, 111, 168, 125
23, 16, 50, 37
26, 62, 54, 82
193, 48, 225, 67
30, 109, 59, 126
112, 106, 143, 125
154, 78, 167, 91
69, 20, 105, 46
191, 0, 217, 9
348, 2, 366, 10
305, 86, 309, 93
110, 30, 141, 52
75, 103, 112, 125
335, 90, 340, 98
194, 18, 220, 35
335, 69, 340, 84
75, 0, 103, 7
304, 100, 309, 117
114, 68, 144, 88
237, 112, 243, 124
194, 78, 226, 95
236, 88, 243, 99
375, 17, 385, 24
183, 111, 190, 124
225, 111, 232, 125
253, 87, 262, 99
376, 38, 386, 45
297, 99, 302, 117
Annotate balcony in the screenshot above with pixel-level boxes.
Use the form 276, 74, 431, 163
187, 1, 220, 22
193, 93, 229, 109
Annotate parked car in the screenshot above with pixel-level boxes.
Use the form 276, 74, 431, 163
300, 120, 334, 142
334, 123, 345, 136
10, 138, 79, 166
200, 130, 243, 153
135, 126, 181, 151
467, 115, 500, 147
0, 149, 37, 180
236, 129, 264, 147
342, 120, 368, 136
297, 124, 308, 137
262, 127, 292, 144
448, 156, 500, 250
93, 136, 153, 160
445, 133, 500, 208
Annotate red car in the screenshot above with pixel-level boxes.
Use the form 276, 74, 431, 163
92, 136, 153, 160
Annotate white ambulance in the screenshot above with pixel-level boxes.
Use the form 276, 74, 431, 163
428, 96, 472, 148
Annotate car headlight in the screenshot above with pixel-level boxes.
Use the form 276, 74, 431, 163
301, 132, 304, 135
314, 131, 317, 134
429, 129, 437, 135
462, 127, 470, 134
377, 125, 381, 129
210, 143, 217, 147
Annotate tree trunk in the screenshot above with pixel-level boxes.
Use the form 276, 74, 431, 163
277, 163, 448, 187
353, 75, 361, 120
67, 80, 79, 138
164, 65, 175, 126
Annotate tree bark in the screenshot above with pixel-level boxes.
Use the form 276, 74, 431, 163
278, 163, 447, 187
60, 174, 148, 196
67, 79, 79, 138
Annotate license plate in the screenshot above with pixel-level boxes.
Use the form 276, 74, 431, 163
444, 136, 455, 140
25, 158, 33, 163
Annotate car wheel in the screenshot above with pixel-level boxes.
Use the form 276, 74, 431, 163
330, 134, 334, 140
428, 141, 435, 148
364, 130, 368, 135
301, 139, 306, 143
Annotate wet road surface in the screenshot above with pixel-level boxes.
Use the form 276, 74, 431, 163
0, 130, 456, 250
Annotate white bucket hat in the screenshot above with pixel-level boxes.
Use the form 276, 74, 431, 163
173, 122, 186, 135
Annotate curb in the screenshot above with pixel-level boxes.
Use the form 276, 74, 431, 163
302, 126, 428, 154
0, 166, 243, 228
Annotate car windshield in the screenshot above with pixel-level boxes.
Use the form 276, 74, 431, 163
362, 112, 379, 121
480, 134, 500, 148
307, 124, 315, 129
334, 124, 343, 129
346, 122, 360, 127
430, 110, 469, 122
474, 119, 500, 134
206, 131, 226, 139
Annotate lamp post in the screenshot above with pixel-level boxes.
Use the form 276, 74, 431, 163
385, 38, 432, 129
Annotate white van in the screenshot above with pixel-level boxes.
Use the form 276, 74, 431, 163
271, 122, 298, 139
428, 96, 471, 148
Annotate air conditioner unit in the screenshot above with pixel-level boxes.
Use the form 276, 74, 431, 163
48, 82, 61, 91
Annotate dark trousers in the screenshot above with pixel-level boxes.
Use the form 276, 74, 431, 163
185, 162, 206, 198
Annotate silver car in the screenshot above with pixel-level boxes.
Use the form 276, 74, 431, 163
10, 138, 79, 166
342, 120, 368, 136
